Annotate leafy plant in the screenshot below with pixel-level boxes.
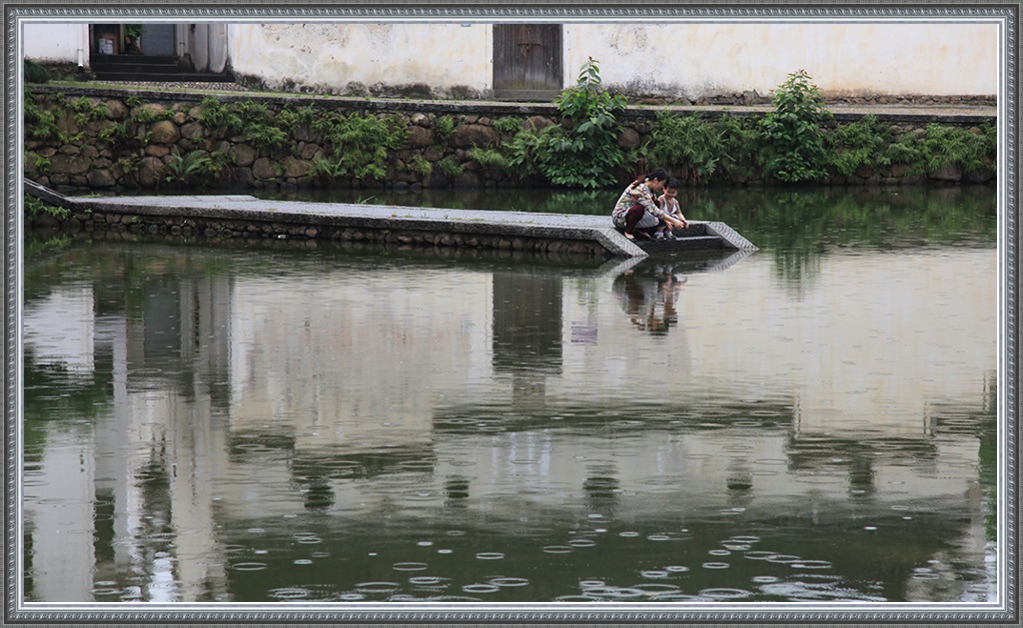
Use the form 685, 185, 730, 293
434, 114, 456, 140
921, 123, 996, 174
68, 96, 110, 125
23, 94, 61, 141
760, 69, 833, 182
30, 152, 50, 173
164, 150, 208, 185
312, 111, 409, 181
492, 116, 522, 135
24, 59, 49, 83
436, 155, 463, 178
650, 112, 725, 183
408, 154, 432, 175
468, 146, 509, 170
309, 157, 347, 181
506, 57, 628, 188
24, 196, 69, 221
826, 114, 893, 176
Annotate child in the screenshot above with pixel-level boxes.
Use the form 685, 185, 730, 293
656, 179, 689, 237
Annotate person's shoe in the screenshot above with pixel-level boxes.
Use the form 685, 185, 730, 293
653, 232, 666, 241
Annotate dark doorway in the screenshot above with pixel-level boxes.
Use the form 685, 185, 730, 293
492, 24, 563, 101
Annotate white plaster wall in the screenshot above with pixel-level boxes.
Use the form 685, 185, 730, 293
23, 23, 85, 64
227, 22, 996, 97
227, 23, 492, 93
564, 22, 999, 98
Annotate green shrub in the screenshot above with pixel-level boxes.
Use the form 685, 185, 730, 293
922, 123, 996, 174
24, 59, 49, 83
311, 111, 409, 181
506, 57, 628, 188
650, 112, 725, 183
468, 146, 509, 170
434, 114, 456, 139
826, 114, 893, 176
760, 70, 833, 182
437, 155, 463, 178
23, 95, 61, 141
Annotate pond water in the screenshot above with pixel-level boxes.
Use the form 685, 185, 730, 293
22, 184, 998, 606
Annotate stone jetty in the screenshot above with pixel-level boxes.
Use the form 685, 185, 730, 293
26, 179, 757, 259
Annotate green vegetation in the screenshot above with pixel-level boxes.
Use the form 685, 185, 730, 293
468, 146, 509, 170
434, 114, 456, 139
24, 59, 49, 83
24, 196, 69, 221
22, 72, 995, 192
760, 69, 833, 182
492, 116, 523, 135
310, 111, 409, 181
506, 57, 628, 188
163, 150, 232, 187
23, 94, 61, 141
436, 155, 463, 178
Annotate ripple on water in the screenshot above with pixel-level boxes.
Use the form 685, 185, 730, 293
462, 583, 500, 594
489, 577, 530, 587
230, 562, 268, 571
476, 552, 505, 560
355, 581, 401, 594
790, 560, 833, 569
393, 561, 429, 571
699, 587, 753, 600
633, 583, 681, 594
543, 545, 574, 554
579, 586, 647, 599
268, 587, 311, 600
702, 562, 731, 569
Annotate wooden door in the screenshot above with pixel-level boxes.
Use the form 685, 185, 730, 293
493, 24, 563, 100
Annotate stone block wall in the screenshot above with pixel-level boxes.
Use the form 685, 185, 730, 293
23, 86, 996, 194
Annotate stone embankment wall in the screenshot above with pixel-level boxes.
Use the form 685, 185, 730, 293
28, 207, 610, 259
24, 86, 996, 194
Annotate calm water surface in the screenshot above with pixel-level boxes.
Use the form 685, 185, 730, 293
23, 185, 998, 604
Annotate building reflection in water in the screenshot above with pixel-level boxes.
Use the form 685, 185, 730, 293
20, 240, 997, 603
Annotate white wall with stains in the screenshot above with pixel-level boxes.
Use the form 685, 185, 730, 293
227, 23, 493, 93
564, 22, 998, 98
23, 21, 998, 98
228, 22, 996, 98
23, 23, 85, 64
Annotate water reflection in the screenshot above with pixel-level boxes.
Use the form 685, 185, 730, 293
613, 262, 687, 334
22, 186, 997, 605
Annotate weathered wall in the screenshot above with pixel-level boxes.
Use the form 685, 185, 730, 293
23, 23, 83, 64
226, 22, 998, 99
565, 22, 999, 99
227, 23, 493, 96
24, 21, 998, 99
24, 89, 997, 196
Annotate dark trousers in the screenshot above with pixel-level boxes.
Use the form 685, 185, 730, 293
624, 204, 647, 234
623, 204, 662, 235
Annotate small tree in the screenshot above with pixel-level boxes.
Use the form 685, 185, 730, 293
507, 57, 628, 188
761, 69, 833, 182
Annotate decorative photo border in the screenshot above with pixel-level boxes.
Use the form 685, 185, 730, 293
3, 1, 1018, 625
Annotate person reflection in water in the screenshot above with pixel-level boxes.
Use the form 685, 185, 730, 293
613, 263, 687, 334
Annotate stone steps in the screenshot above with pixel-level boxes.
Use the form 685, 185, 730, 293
90, 55, 234, 83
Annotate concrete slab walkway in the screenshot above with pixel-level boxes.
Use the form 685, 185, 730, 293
26, 181, 757, 259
